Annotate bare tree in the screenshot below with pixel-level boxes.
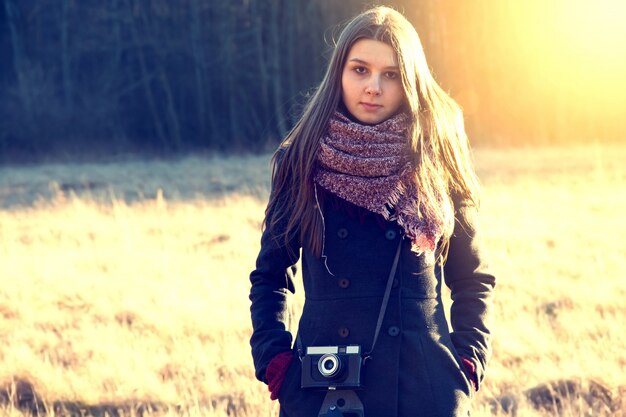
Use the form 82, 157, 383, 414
60, 0, 73, 108
3, 0, 33, 119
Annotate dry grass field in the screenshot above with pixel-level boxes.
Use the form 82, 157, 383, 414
0, 145, 625, 417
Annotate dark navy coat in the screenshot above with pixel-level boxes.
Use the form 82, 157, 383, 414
250, 183, 495, 417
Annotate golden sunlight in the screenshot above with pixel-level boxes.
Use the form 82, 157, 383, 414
545, 0, 626, 112
542, 0, 626, 138
420, 0, 626, 143
555, 0, 626, 64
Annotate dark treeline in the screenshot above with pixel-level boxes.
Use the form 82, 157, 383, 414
1, 1, 624, 160
0, 0, 371, 158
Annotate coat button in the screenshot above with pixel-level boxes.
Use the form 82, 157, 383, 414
338, 327, 350, 338
385, 229, 397, 240
392, 278, 399, 288
337, 228, 349, 239
387, 326, 400, 337
338, 278, 350, 288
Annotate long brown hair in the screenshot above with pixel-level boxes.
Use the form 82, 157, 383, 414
264, 6, 480, 261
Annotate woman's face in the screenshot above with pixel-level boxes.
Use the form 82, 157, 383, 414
341, 39, 405, 125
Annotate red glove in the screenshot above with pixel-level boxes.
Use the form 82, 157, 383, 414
461, 357, 478, 391
266, 351, 294, 400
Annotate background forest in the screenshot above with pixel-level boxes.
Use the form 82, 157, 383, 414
2, 0, 625, 161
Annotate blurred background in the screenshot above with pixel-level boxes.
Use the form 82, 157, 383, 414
1, 0, 625, 161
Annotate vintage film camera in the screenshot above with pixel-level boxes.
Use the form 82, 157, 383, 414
301, 345, 363, 389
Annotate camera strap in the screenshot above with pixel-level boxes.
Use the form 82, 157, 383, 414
295, 237, 403, 361
364, 237, 403, 358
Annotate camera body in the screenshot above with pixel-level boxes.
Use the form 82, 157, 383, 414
301, 345, 363, 389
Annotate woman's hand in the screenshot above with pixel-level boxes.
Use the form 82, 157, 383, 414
461, 357, 478, 392
266, 350, 295, 400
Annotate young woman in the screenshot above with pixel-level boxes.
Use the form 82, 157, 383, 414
249, 6, 495, 417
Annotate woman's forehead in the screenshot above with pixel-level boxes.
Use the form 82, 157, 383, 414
346, 39, 399, 68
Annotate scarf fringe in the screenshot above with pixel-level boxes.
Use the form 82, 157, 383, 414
381, 181, 405, 221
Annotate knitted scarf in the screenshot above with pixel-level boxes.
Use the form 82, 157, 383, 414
314, 111, 444, 254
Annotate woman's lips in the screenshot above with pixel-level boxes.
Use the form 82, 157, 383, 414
360, 102, 382, 111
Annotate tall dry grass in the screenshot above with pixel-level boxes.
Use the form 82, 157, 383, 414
0, 145, 625, 416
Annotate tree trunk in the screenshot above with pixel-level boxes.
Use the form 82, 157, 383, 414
224, 5, 243, 145
190, 0, 209, 143
61, 0, 73, 108
270, 0, 287, 137
125, 0, 168, 148
3, 0, 33, 119
158, 68, 183, 150
251, 0, 270, 134
286, 0, 298, 124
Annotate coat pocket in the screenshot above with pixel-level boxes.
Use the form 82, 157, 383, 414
278, 355, 326, 417
448, 343, 476, 400
419, 332, 474, 416
277, 355, 301, 402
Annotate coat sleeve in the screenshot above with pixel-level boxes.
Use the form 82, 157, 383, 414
249, 161, 301, 383
443, 197, 496, 391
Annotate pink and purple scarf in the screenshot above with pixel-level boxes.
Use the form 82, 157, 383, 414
314, 111, 444, 254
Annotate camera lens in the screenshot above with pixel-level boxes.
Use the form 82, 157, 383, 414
318, 353, 341, 377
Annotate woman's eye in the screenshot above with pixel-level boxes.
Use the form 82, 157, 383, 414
354, 66, 367, 74
385, 71, 399, 79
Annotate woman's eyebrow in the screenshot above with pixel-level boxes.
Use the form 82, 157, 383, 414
347, 58, 369, 65
347, 58, 399, 70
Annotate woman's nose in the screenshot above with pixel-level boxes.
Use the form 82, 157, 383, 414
365, 77, 382, 95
